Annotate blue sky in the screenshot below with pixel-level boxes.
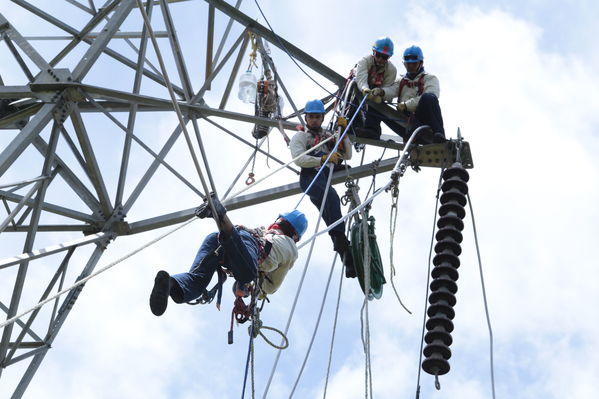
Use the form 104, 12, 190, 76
1, 1, 599, 398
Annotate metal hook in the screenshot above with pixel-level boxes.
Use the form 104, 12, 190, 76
245, 172, 255, 185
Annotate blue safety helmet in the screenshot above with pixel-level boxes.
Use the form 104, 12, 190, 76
304, 99, 325, 114
403, 45, 424, 63
279, 210, 308, 240
372, 37, 394, 57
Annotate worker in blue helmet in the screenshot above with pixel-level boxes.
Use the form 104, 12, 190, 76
149, 194, 306, 316
288, 99, 356, 278
388, 45, 446, 144
352, 37, 404, 139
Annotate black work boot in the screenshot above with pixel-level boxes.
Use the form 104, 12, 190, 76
150, 270, 171, 316
330, 231, 357, 278
342, 250, 356, 278
194, 193, 227, 220
432, 132, 447, 143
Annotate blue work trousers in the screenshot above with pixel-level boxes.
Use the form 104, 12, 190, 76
171, 229, 260, 303
412, 92, 445, 136
299, 168, 345, 235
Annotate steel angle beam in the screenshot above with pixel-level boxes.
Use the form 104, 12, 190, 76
126, 156, 399, 234
204, 0, 345, 88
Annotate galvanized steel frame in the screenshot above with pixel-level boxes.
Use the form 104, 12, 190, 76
0, 1, 402, 396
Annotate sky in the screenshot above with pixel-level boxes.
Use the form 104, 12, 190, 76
1, 0, 599, 398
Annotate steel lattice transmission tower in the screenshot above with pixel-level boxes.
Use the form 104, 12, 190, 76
0, 1, 408, 397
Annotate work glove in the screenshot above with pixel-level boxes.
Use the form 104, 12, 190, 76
336, 116, 348, 128
397, 102, 408, 112
371, 88, 385, 97
195, 192, 227, 220
361, 87, 371, 96
321, 151, 342, 165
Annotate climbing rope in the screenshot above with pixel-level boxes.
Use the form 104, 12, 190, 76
321, 262, 345, 399
467, 192, 496, 399
294, 96, 368, 210
0, 216, 197, 330
223, 135, 335, 202
359, 208, 374, 398
388, 181, 412, 314
288, 253, 339, 397
261, 164, 335, 398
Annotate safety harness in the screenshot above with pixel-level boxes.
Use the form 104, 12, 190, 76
399, 73, 426, 97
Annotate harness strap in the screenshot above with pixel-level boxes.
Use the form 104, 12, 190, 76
399, 74, 426, 98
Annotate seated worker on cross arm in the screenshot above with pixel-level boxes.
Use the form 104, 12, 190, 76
353, 36, 404, 140
385, 45, 446, 144
288, 99, 356, 278
149, 194, 308, 316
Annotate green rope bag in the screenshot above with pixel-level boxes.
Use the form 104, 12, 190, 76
350, 209, 386, 299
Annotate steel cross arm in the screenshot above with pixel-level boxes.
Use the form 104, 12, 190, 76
27, 81, 300, 130
126, 156, 399, 234
204, 0, 345, 88
0, 85, 36, 98
10, 0, 186, 97
0, 232, 113, 270
3, 224, 93, 232
23, 31, 170, 40
72, 93, 301, 130
0, 189, 101, 224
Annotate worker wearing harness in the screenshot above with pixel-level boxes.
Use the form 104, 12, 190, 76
353, 37, 403, 139
388, 45, 446, 144
289, 99, 356, 278
149, 195, 307, 316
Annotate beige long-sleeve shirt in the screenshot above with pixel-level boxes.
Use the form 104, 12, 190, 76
354, 55, 397, 94
289, 128, 352, 169
259, 232, 298, 294
387, 71, 441, 113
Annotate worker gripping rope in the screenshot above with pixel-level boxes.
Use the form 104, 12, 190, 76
289, 99, 356, 278
149, 194, 307, 316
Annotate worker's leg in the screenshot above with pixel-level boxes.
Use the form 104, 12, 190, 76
414, 93, 445, 137
169, 232, 223, 303
219, 228, 259, 284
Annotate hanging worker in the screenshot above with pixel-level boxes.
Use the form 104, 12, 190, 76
352, 36, 404, 140
289, 99, 356, 278
389, 45, 446, 144
149, 194, 307, 316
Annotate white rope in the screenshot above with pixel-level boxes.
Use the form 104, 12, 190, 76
288, 253, 339, 398
321, 259, 345, 399
261, 164, 335, 399
224, 136, 335, 202
0, 217, 196, 330
298, 181, 392, 251
359, 209, 374, 399
467, 192, 497, 399
388, 190, 412, 314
